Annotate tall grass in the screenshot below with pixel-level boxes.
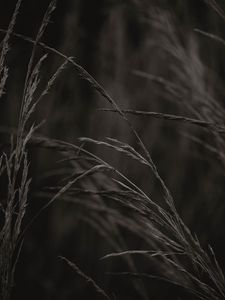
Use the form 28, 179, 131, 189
0, 0, 225, 299
0, 1, 67, 299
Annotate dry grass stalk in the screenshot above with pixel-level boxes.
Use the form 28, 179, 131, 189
59, 256, 112, 300
0, 1, 68, 299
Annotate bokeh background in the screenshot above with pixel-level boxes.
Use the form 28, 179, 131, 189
0, 0, 225, 299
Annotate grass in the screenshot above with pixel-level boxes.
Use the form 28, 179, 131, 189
0, 0, 225, 299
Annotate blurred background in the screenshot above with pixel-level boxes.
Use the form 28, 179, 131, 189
0, 0, 225, 299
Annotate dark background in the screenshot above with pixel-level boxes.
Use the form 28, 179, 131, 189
0, 0, 225, 299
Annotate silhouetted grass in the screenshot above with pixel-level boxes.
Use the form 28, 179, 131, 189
0, 1, 225, 300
